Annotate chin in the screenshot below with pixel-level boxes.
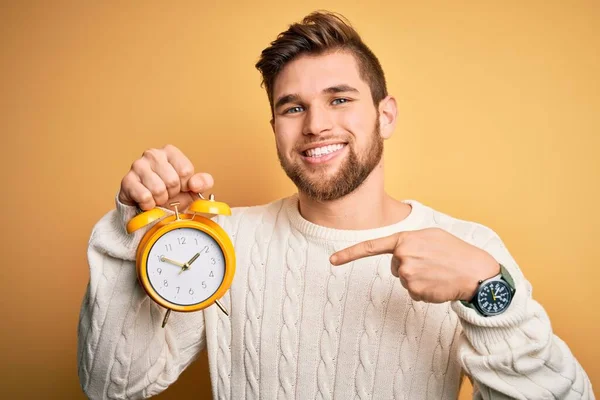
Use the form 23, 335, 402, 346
303, 164, 341, 181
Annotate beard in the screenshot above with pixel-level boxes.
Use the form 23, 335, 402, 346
277, 118, 383, 202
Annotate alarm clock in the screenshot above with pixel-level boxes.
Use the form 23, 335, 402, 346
126, 193, 236, 328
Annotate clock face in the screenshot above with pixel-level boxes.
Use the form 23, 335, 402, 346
146, 227, 226, 306
476, 280, 512, 315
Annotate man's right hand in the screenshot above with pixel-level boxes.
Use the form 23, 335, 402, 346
118, 144, 214, 211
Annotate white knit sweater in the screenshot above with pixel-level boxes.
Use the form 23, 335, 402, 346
77, 194, 594, 399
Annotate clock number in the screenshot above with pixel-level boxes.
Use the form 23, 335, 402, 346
163, 280, 168, 287
157, 268, 162, 275
176, 287, 180, 293
165, 244, 172, 252
201, 245, 209, 254
211, 258, 216, 265
202, 281, 207, 289
178, 237, 186, 245
209, 270, 214, 278
189, 288, 194, 295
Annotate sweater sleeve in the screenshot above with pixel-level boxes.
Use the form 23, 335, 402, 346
450, 226, 595, 399
77, 195, 207, 399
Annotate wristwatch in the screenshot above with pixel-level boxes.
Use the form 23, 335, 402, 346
461, 263, 516, 317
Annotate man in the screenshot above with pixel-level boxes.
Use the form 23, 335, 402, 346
77, 11, 594, 400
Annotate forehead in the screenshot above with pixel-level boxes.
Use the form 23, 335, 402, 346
272, 50, 368, 99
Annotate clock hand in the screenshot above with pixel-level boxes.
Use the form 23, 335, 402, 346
179, 252, 201, 274
160, 256, 186, 268
186, 252, 201, 266
491, 288, 497, 301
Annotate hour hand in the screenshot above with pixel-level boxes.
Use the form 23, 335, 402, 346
160, 256, 186, 268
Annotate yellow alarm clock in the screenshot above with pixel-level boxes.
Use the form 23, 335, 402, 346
126, 193, 235, 328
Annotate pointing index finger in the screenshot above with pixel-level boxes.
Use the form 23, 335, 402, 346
329, 232, 404, 266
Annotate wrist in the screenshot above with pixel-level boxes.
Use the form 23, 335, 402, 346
459, 252, 501, 302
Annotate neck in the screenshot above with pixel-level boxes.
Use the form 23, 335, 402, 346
296, 164, 412, 230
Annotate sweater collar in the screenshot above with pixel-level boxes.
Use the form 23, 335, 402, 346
285, 193, 429, 242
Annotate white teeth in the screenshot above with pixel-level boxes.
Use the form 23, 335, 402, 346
305, 144, 344, 157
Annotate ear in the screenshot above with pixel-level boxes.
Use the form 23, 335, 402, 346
377, 95, 398, 140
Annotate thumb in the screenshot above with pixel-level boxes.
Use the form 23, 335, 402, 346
187, 172, 214, 193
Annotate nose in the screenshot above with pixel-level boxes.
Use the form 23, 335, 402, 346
302, 105, 333, 136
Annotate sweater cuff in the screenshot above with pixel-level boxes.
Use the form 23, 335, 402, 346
114, 192, 145, 252
451, 265, 531, 354
114, 191, 176, 252
88, 192, 173, 261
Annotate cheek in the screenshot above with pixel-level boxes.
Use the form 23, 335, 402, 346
340, 107, 377, 144
273, 121, 300, 152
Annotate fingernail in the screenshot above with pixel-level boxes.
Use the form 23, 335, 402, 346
330, 255, 338, 265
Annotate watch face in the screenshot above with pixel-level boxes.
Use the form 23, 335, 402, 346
476, 279, 513, 315
146, 227, 226, 306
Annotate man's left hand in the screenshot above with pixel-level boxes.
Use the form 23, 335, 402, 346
329, 228, 500, 303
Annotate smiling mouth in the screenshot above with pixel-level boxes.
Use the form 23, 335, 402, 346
302, 143, 346, 158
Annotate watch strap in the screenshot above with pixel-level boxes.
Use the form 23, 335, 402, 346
499, 263, 515, 290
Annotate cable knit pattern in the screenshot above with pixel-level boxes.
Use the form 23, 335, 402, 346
82, 248, 132, 394
316, 243, 351, 400
77, 195, 594, 400
78, 200, 144, 392
392, 297, 413, 399
277, 226, 307, 400
244, 203, 280, 399
78, 253, 113, 390
216, 208, 248, 400
354, 255, 394, 399
216, 291, 232, 399
426, 304, 460, 399
394, 301, 431, 400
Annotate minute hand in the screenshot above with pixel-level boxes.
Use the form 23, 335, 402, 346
186, 253, 201, 267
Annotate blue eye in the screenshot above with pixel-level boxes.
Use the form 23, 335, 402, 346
285, 106, 304, 114
332, 98, 349, 105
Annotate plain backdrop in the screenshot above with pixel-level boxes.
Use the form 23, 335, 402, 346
1, 1, 598, 398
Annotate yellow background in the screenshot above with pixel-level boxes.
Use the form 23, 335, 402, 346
2, 1, 598, 398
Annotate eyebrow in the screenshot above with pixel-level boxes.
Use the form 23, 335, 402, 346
274, 84, 360, 110
323, 84, 359, 95
274, 94, 300, 110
